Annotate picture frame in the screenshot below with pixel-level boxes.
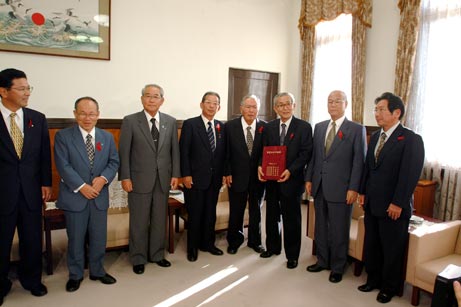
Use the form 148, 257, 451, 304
0, 0, 110, 60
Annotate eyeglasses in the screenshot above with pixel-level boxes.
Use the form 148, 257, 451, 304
276, 102, 293, 109
77, 113, 98, 119
328, 99, 344, 104
10, 86, 34, 93
373, 108, 389, 114
143, 94, 162, 100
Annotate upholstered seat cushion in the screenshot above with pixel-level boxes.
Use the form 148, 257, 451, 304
415, 254, 461, 292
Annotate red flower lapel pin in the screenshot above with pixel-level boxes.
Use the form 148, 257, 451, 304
397, 136, 405, 141
28, 119, 34, 128
96, 142, 102, 151
290, 133, 294, 140
216, 123, 221, 133
258, 126, 264, 134
338, 130, 343, 140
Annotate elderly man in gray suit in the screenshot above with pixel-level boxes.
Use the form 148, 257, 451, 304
119, 84, 180, 275
305, 90, 366, 283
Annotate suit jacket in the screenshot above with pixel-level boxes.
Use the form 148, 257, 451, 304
360, 124, 425, 219
225, 116, 265, 194
118, 111, 180, 193
180, 115, 226, 190
54, 125, 119, 212
305, 118, 366, 202
262, 117, 313, 196
0, 108, 51, 215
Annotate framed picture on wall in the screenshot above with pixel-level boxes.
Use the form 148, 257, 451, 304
0, 0, 110, 60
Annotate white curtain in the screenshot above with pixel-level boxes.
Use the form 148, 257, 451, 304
407, 0, 461, 220
310, 14, 352, 126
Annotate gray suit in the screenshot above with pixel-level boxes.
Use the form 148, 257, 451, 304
305, 118, 366, 274
118, 111, 180, 265
54, 125, 119, 279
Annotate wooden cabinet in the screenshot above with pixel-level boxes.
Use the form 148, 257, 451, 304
413, 180, 437, 217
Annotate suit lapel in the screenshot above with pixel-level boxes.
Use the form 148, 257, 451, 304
326, 118, 350, 157
318, 121, 329, 158
196, 116, 213, 153
21, 109, 33, 160
0, 110, 18, 159
157, 112, 167, 152
236, 118, 249, 155
136, 111, 156, 153
71, 125, 92, 169
284, 117, 297, 146
93, 128, 104, 169
375, 124, 404, 166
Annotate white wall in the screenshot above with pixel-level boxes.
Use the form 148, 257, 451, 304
0, 0, 299, 120
0, 0, 399, 124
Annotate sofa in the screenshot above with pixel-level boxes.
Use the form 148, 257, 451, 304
406, 220, 461, 306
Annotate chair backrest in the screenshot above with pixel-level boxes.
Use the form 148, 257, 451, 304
218, 185, 229, 202
351, 202, 364, 220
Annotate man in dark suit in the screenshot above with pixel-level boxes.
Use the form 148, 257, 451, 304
0, 68, 51, 305
258, 92, 313, 269
54, 97, 119, 292
225, 94, 266, 255
305, 90, 366, 283
358, 92, 424, 304
119, 84, 180, 275
180, 91, 226, 262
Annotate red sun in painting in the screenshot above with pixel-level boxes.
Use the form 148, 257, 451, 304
31, 13, 45, 26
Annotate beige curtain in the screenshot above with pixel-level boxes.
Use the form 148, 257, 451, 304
394, 0, 422, 123
298, 0, 372, 123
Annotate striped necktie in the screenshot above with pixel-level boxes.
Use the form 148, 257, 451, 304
151, 118, 159, 151
325, 121, 336, 154
375, 132, 387, 162
207, 121, 215, 152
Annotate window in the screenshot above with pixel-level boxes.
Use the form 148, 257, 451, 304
310, 14, 352, 125
408, 0, 461, 167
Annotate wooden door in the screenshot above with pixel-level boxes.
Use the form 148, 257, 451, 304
228, 68, 279, 121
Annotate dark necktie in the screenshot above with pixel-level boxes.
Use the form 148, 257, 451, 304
207, 121, 215, 152
246, 126, 253, 155
151, 118, 159, 151
9, 113, 23, 158
325, 121, 336, 154
86, 134, 95, 168
375, 132, 387, 162
280, 123, 286, 146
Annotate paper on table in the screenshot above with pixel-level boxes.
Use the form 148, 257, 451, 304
439, 264, 461, 279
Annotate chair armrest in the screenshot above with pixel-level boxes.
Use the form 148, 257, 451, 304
307, 200, 315, 239
355, 215, 365, 261
406, 220, 461, 283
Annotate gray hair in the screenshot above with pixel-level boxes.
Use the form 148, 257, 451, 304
240, 94, 261, 108
273, 92, 295, 106
142, 84, 164, 97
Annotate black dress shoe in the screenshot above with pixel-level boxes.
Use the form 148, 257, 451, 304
133, 264, 145, 274
260, 251, 280, 258
156, 259, 171, 267
329, 272, 342, 283
207, 246, 224, 256
306, 263, 327, 272
248, 245, 265, 253
287, 259, 298, 269
89, 273, 116, 285
30, 283, 47, 297
358, 283, 377, 292
377, 291, 394, 303
187, 248, 198, 262
227, 247, 238, 254
66, 278, 83, 292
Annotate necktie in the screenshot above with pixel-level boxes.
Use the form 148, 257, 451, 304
325, 121, 336, 154
86, 134, 95, 167
375, 132, 387, 162
9, 113, 23, 158
207, 121, 215, 152
246, 126, 253, 155
151, 118, 159, 151
280, 123, 286, 146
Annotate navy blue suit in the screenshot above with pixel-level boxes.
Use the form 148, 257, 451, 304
262, 117, 312, 260
180, 116, 226, 251
54, 125, 119, 280
0, 108, 51, 292
360, 124, 424, 294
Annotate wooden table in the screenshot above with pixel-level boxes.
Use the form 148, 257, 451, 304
168, 197, 185, 254
43, 208, 66, 275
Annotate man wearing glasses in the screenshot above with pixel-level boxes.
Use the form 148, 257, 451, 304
180, 91, 226, 262
258, 92, 313, 269
0, 68, 51, 304
54, 97, 119, 292
118, 84, 180, 274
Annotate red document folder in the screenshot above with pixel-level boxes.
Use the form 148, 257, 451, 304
262, 146, 286, 180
